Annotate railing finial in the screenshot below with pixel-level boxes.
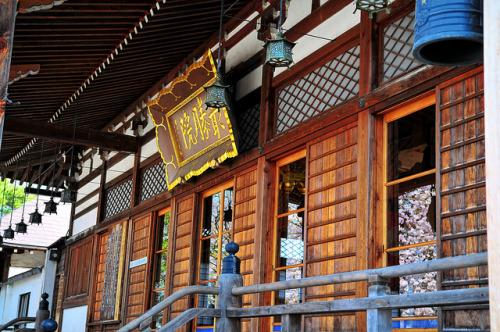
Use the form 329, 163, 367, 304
39, 292, 49, 310
222, 242, 240, 274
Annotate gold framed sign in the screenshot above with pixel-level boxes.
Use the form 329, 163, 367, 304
147, 50, 238, 190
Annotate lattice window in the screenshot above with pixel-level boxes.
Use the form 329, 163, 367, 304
104, 179, 132, 219
236, 97, 260, 153
140, 162, 168, 202
276, 44, 360, 134
381, 11, 421, 83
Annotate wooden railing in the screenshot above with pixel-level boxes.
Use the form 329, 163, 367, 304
0, 293, 58, 332
118, 243, 489, 332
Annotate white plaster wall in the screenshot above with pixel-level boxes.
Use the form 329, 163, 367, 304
226, 30, 262, 73
72, 208, 98, 235
60, 305, 88, 332
275, 4, 360, 76
0, 271, 43, 328
284, 0, 313, 30
106, 154, 135, 183
236, 66, 263, 100
140, 135, 160, 163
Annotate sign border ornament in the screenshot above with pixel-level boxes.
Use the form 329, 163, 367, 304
147, 50, 238, 190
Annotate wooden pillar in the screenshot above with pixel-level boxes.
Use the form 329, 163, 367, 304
366, 275, 391, 332
484, 1, 500, 330
0, 0, 17, 152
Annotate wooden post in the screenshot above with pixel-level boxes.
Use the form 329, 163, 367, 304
35, 293, 50, 332
366, 275, 391, 332
0, 0, 17, 152
484, 0, 500, 330
281, 314, 301, 332
215, 242, 242, 332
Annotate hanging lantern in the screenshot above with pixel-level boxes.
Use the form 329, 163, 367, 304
204, 76, 231, 109
44, 197, 58, 215
60, 188, 76, 204
3, 226, 15, 239
264, 30, 296, 68
29, 208, 43, 225
355, 0, 389, 18
15, 218, 28, 234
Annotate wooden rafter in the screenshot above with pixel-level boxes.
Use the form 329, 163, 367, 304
4, 116, 138, 153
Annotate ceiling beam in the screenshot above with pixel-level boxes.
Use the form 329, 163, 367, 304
4, 116, 138, 153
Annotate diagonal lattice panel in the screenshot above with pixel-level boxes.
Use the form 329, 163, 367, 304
104, 178, 132, 219
382, 11, 421, 82
236, 101, 260, 153
276, 44, 360, 133
140, 161, 169, 202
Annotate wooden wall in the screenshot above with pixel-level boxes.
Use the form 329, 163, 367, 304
169, 194, 196, 330
64, 236, 94, 307
233, 168, 258, 332
123, 214, 152, 324
304, 120, 359, 331
437, 68, 489, 330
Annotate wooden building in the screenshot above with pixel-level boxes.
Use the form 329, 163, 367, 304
0, 0, 493, 331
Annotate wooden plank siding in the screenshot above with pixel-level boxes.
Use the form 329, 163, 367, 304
124, 214, 152, 324
233, 168, 258, 332
63, 236, 95, 308
169, 194, 196, 331
304, 120, 359, 331
437, 68, 489, 330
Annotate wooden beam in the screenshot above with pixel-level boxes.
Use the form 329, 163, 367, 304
4, 116, 138, 153
0, 0, 17, 153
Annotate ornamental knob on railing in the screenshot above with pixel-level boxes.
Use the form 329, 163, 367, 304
39, 292, 49, 310
221, 242, 240, 275
41, 317, 58, 332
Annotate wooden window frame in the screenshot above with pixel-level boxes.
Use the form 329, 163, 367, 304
377, 92, 438, 330
194, 180, 234, 331
271, 149, 307, 330
149, 207, 171, 330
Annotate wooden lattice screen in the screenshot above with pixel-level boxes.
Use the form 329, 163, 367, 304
235, 92, 260, 153
140, 161, 169, 202
233, 168, 257, 332
437, 68, 488, 330
381, 10, 421, 83
91, 223, 125, 322
305, 121, 359, 331
276, 44, 360, 134
104, 178, 133, 219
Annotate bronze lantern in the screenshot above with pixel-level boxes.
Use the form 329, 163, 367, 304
29, 208, 43, 225
355, 0, 389, 18
44, 197, 58, 215
15, 218, 28, 234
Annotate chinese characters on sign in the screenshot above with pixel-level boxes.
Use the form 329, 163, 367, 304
147, 50, 238, 190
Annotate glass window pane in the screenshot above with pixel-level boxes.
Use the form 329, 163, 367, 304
199, 237, 219, 282
158, 213, 170, 251
275, 267, 303, 305
221, 231, 231, 260
151, 291, 164, 329
222, 188, 233, 231
277, 214, 304, 268
277, 158, 306, 215
386, 176, 436, 250
386, 106, 435, 182
202, 193, 221, 237
197, 282, 217, 327
153, 251, 168, 289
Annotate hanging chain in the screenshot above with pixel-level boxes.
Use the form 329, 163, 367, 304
216, 0, 225, 75
50, 142, 59, 197
8, 158, 19, 227
35, 140, 45, 209
0, 176, 7, 217
68, 100, 78, 188
20, 149, 32, 220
